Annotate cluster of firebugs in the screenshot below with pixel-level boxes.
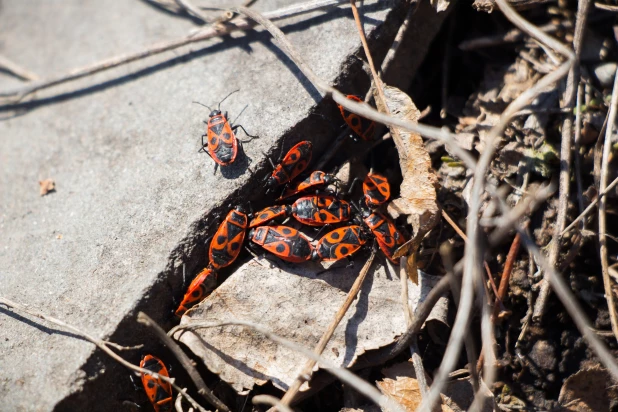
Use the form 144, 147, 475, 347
138, 95, 406, 412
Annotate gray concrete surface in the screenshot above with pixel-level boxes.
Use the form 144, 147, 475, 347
0, 1, 446, 410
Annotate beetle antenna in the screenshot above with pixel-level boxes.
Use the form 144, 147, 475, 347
218, 89, 240, 110
193, 101, 213, 112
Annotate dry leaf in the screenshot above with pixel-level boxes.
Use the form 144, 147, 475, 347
377, 86, 439, 237
175, 260, 448, 394
39, 179, 55, 196
378, 362, 494, 412
558, 365, 618, 411
430, 0, 451, 12
377, 362, 452, 412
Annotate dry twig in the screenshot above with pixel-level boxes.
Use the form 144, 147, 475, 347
597, 69, 618, 342
533, 0, 592, 321
0, 54, 39, 81
233, 6, 478, 170
252, 395, 294, 412
278, 250, 376, 407
560, 175, 618, 236
171, 319, 405, 412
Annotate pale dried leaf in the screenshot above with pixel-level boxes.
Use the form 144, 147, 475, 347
430, 0, 450, 12
558, 365, 618, 411
378, 86, 439, 236
377, 362, 452, 412
39, 178, 55, 196
175, 260, 447, 394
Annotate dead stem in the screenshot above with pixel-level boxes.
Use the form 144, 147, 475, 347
239, 3, 479, 168
574, 82, 586, 220
598, 69, 618, 342
171, 317, 405, 412
442, 208, 500, 299
0, 54, 38, 81
533, 0, 591, 322
560, 175, 618, 236
137, 312, 230, 412
476, 233, 522, 372
459, 21, 571, 51
419, 0, 575, 408
494, 233, 521, 321
0, 0, 349, 103
379, 2, 417, 73
278, 249, 376, 407
349, 0, 405, 154
0, 296, 209, 412
252, 395, 294, 412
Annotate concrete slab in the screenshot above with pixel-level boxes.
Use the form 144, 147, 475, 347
0, 0, 447, 410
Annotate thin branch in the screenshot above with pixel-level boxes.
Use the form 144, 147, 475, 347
174, 0, 214, 23
0, 296, 208, 412
419, 0, 575, 407
458, 21, 571, 51
574, 82, 586, 221
252, 395, 294, 412
595, 2, 618, 11
442, 208, 500, 299
381, 274, 451, 360
172, 319, 406, 412
279, 250, 376, 406
0, 0, 349, 103
533, 0, 591, 321
0, 54, 39, 81
598, 69, 618, 342
137, 312, 230, 412
349, 0, 405, 153
561, 175, 618, 236
379, 2, 416, 73
494, 233, 521, 321
233, 6, 479, 171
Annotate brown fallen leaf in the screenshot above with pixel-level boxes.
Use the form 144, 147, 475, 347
377, 362, 451, 412
174, 260, 448, 394
558, 365, 618, 412
39, 179, 56, 196
376, 86, 439, 238
378, 362, 494, 412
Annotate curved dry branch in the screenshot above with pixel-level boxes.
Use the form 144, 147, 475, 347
171, 320, 406, 412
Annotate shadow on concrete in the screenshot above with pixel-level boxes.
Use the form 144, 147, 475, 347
0, 306, 87, 342
0, 2, 388, 117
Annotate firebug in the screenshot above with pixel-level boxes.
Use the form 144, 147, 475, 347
175, 266, 217, 317
362, 210, 405, 264
249, 205, 292, 228
338, 95, 376, 141
249, 225, 313, 263
278, 170, 340, 200
362, 172, 390, 208
140, 355, 173, 412
209, 207, 248, 269
195, 90, 256, 170
291, 194, 351, 226
266, 141, 312, 188
312, 225, 367, 261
